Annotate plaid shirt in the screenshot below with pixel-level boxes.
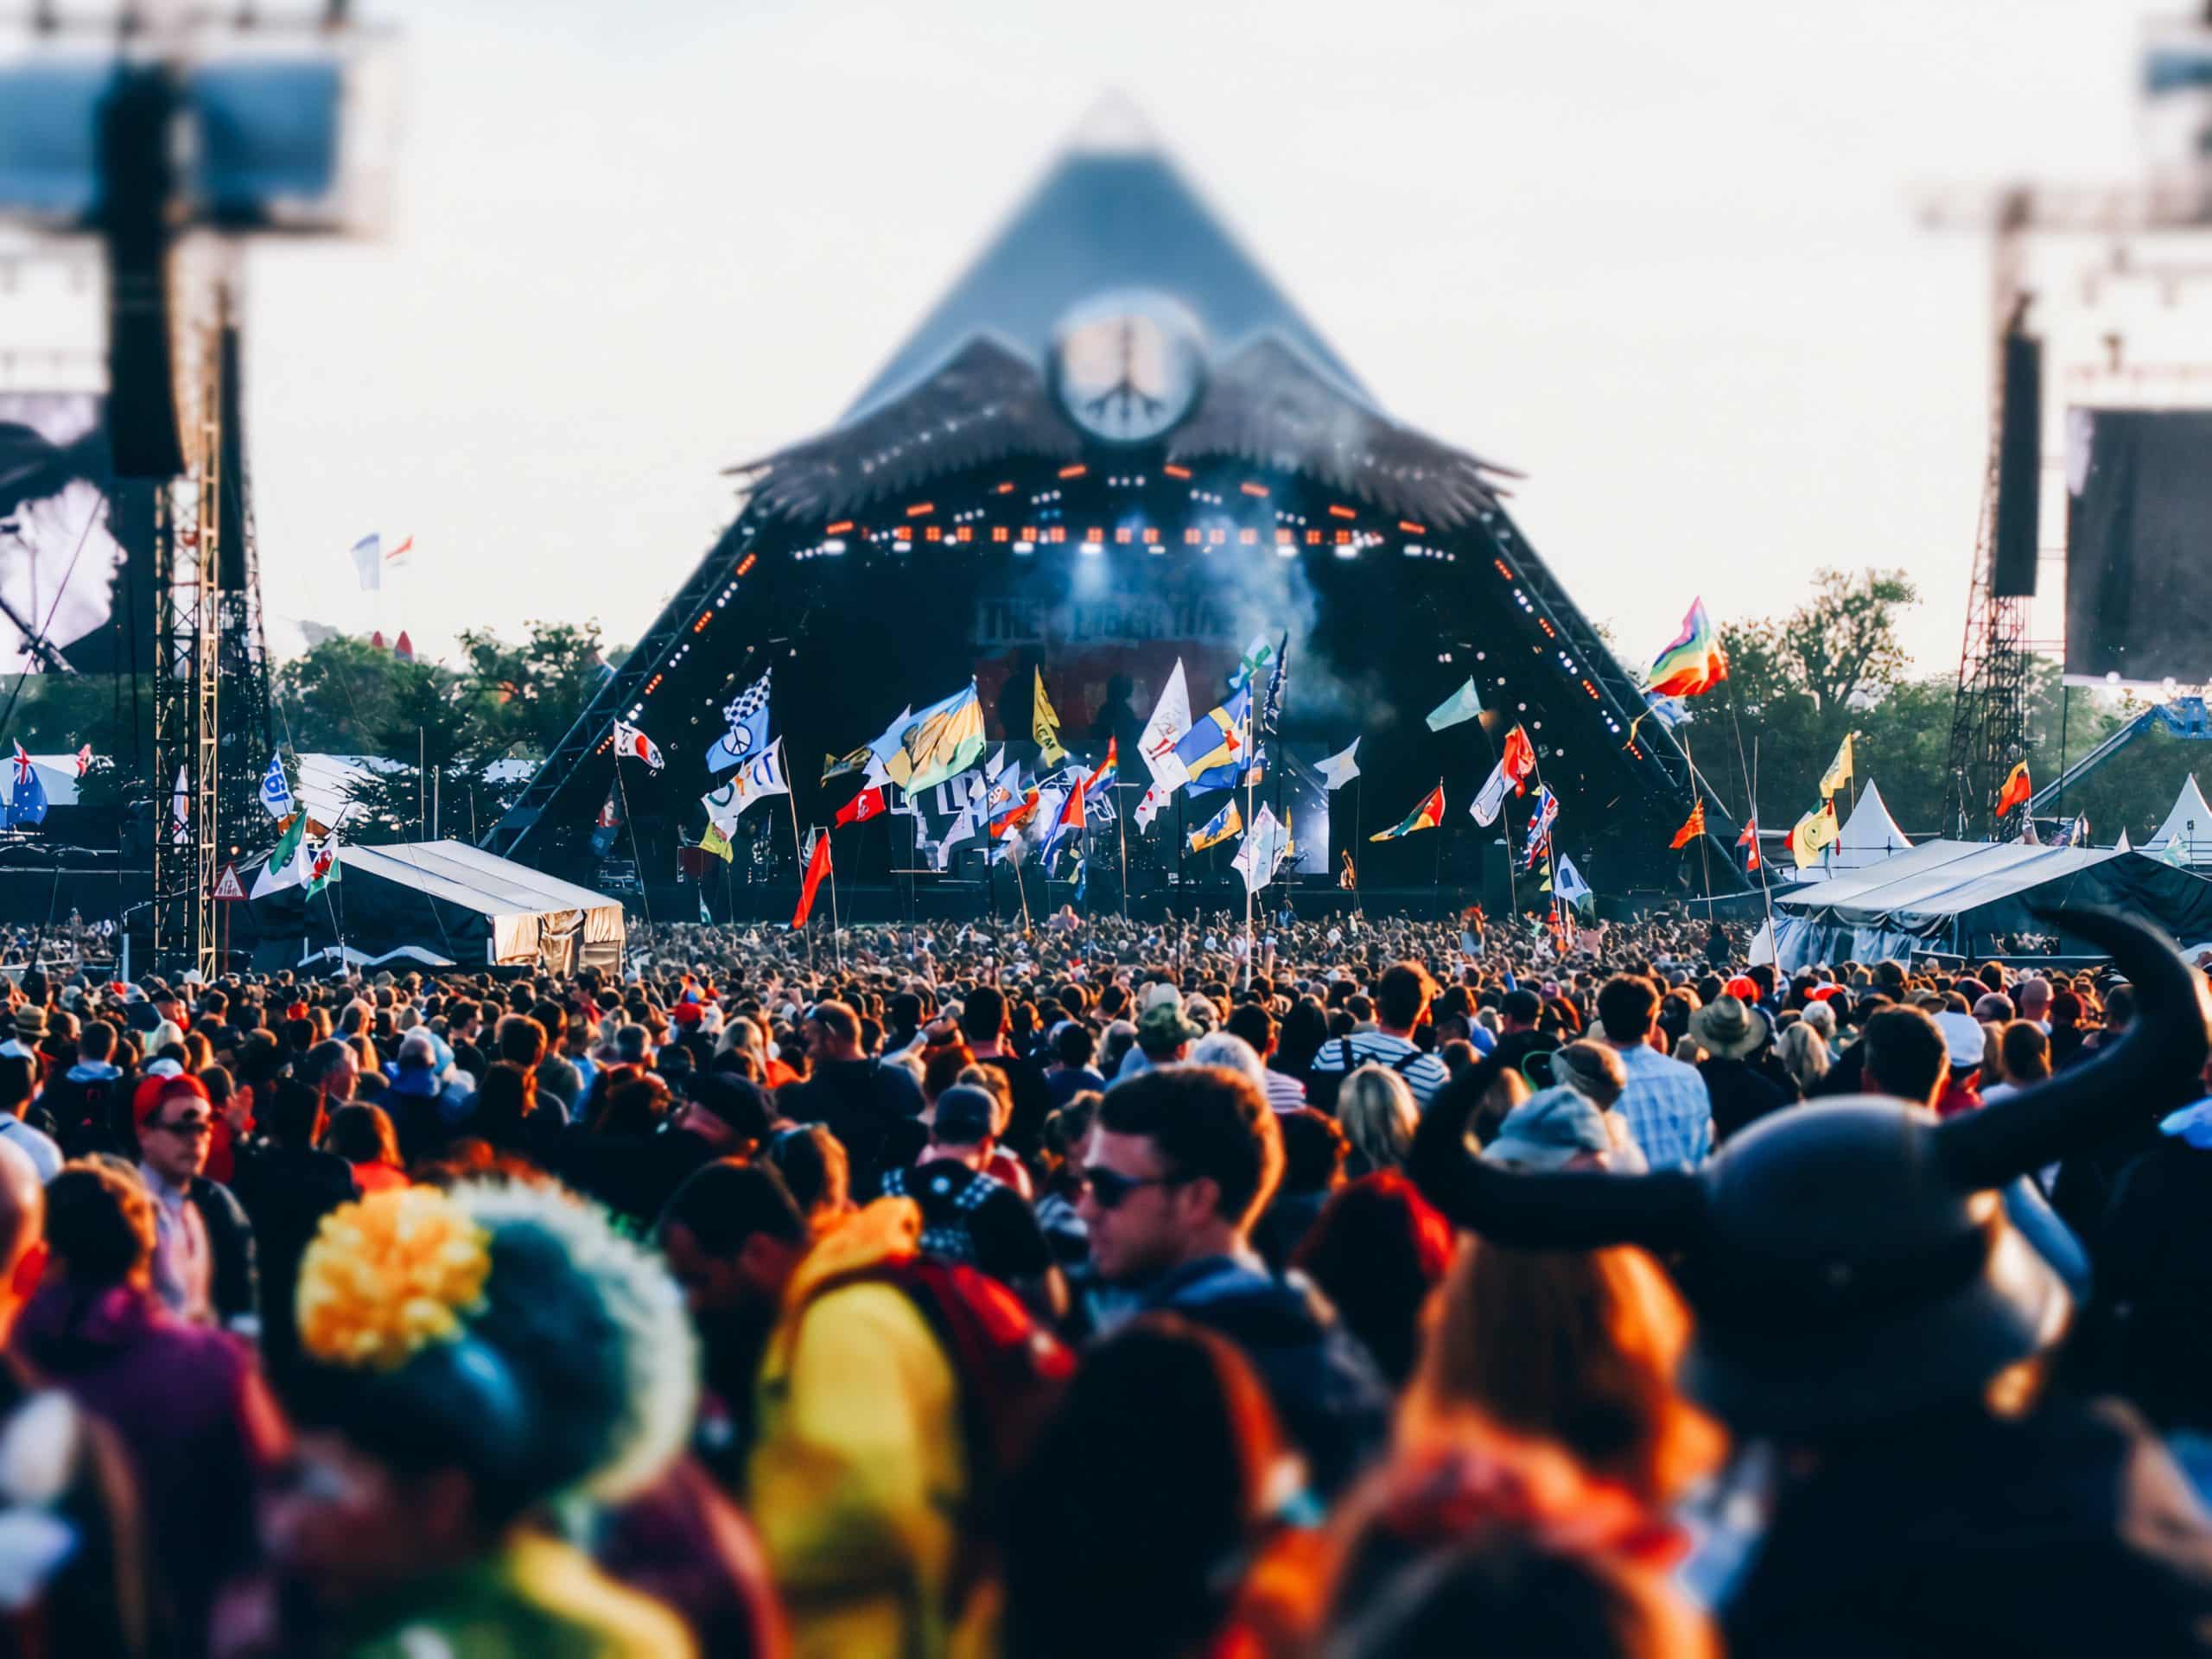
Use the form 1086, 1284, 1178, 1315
1611, 1042, 1713, 1169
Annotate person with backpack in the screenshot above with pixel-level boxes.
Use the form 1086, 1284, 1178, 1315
1306, 961, 1451, 1112
41, 1016, 127, 1155
660, 1160, 1069, 1659
774, 1000, 923, 1194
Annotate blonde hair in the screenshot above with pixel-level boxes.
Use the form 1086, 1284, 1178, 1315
1338, 1065, 1419, 1173
1778, 1021, 1829, 1092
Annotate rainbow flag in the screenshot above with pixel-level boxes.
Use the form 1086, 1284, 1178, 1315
1370, 782, 1446, 842
1646, 598, 1728, 699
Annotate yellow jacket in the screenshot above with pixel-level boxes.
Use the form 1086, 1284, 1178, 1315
748, 1198, 994, 1659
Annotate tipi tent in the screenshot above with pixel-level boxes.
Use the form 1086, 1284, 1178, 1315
2144, 775, 2212, 868
1787, 779, 1914, 881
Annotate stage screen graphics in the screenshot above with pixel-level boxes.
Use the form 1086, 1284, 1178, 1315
2063, 408, 2212, 687
0, 393, 137, 673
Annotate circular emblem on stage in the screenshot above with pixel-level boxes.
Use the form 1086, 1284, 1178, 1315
1047, 289, 1207, 446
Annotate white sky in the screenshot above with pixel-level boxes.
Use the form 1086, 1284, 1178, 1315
238, 0, 2162, 676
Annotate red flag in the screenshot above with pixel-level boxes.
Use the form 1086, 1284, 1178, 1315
836, 785, 886, 827
1995, 760, 2032, 818
991, 786, 1040, 838
1669, 800, 1707, 849
791, 831, 832, 928
1500, 724, 1537, 796
1737, 814, 1760, 872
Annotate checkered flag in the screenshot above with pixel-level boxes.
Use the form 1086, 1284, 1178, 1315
707, 669, 774, 772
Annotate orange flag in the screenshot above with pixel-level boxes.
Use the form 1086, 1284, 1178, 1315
791, 830, 832, 928
1995, 760, 2032, 818
1669, 800, 1707, 849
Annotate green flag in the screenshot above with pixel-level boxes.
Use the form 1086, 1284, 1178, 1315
1426, 678, 1483, 733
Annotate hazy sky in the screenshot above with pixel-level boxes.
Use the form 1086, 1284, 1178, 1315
240, 0, 2158, 677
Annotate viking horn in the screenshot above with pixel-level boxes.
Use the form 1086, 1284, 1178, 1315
1405, 1066, 1709, 1252
1938, 906, 2212, 1193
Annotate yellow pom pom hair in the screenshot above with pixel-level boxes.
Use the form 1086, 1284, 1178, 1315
296, 1186, 493, 1371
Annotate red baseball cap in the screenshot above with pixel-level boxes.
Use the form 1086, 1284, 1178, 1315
132, 1073, 209, 1132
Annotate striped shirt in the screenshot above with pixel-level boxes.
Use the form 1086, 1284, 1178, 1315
1306, 1032, 1450, 1109
1262, 1068, 1307, 1112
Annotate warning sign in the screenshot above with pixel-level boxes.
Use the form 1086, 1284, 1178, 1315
212, 864, 248, 902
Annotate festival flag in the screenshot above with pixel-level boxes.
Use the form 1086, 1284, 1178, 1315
1470, 724, 1538, 825
170, 766, 189, 845
1790, 799, 1840, 869
259, 751, 294, 820
822, 746, 871, 785
1232, 804, 1292, 893
385, 534, 414, 569
1134, 781, 1170, 831
1554, 853, 1594, 913
1261, 634, 1289, 733
1995, 760, 2033, 818
1522, 786, 1560, 868
252, 810, 308, 898
1315, 739, 1362, 791
2162, 836, 2188, 869
1425, 678, 1484, 733
699, 820, 734, 862
1033, 669, 1067, 766
887, 682, 988, 792
1737, 814, 1761, 873
1339, 849, 1357, 889
1172, 685, 1251, 793
1137, 660, 1194, 791
702, 740, 789, 830
1669, 799, 1707, 850
1230, 633, 1278, 693
73, 744, 92, 779
1819, 732, 1855, 800
610, 721, 664, 771
300, 830, 339, 899
1644, 598, 1728, 698
991, 785, 1041, 839
792, 830, 832, 928
836, 785, 887, 827
349, 533, 381, 591
1189, 797, 1243, 852
707, 670, 775, 772
1372, 782, 1446, 842
1039, 777, 1086, 869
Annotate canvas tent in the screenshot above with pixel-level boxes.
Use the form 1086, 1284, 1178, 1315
1770, 838, 2212, 969
2144, 775, 2212, 868
1786, 779, 1914, 882
251, 839, 625, 974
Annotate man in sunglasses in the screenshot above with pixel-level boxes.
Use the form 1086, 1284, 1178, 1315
132, 1073, 257, 1332
1079, 1066, 1389, 1497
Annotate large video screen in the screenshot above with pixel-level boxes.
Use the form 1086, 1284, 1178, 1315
2064, 408, 2212, 687
0, 393, 133, 673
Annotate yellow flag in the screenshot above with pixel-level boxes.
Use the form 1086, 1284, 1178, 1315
1033, 668, 1067, 766
700, 821, 734, 862
1819, 732, 1854, 799
1790, 799, 1840, 868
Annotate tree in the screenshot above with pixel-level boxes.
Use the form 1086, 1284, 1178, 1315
273, 636, 411, 753
456, 620, 620, 762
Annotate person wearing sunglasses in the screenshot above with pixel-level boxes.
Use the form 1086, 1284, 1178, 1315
131, 1073, 257, 1333
1080, 1066, 1390, 1499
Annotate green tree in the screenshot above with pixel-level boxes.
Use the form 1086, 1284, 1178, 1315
456, 620, 620, 762
272, 636, 411, 753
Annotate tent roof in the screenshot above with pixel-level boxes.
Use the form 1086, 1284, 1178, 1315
842, 97, 1370, 424
2145, 773, 2212, 862
337, 840, 616, 922
1838, 780, 1912, 857
1777, 838, 2212, 943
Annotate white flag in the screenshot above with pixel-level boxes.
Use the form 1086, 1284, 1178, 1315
170, 767, 189, 845
1471, 757, 1511, 826
611, 720, 665, 771
258, 751, 294, 820
350, 533, 381, 591
1231, 804, 1291, 893
1314, 738, 1362, 791
702, 739, 789, 830
1136, 659, 1193, 791
1134, 782, 1169, 831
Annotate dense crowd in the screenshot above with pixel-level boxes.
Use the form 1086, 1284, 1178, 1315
0, 899, 2210, 1656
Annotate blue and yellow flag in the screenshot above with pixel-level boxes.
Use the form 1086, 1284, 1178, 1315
887, 683, 987, 793
1172, 685, 1251, 793
1189, 796, 1243, 852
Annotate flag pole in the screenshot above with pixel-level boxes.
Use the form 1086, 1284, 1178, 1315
1117, 781, 1129, 919
613, 759, 652, 926
1353, 775, 1363, 917
826, 826, 842, 971
1012, 846, 1033, 935
1431, 777, 1445, 915
1752, 736, 1777, 947
785, 785, 812, 970
1683, 733, 1713, 912
1243, 759, 1257, 990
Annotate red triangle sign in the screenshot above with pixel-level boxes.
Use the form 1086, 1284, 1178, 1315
212, 863, 248, 901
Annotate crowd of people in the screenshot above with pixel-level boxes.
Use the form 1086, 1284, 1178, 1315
0, 898, 2209, 1656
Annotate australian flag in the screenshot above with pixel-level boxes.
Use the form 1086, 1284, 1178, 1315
7, 745, 47, 829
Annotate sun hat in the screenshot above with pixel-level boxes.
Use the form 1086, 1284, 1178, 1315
1690, 995, 1766, 1061
1137, 1000, 1202, 1050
